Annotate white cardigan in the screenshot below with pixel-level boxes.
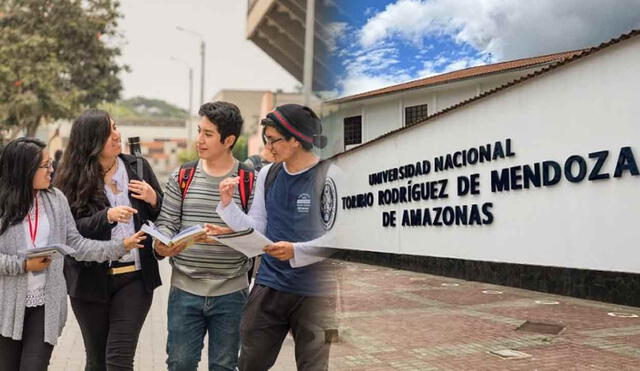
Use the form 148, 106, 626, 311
0, 188, 126, 345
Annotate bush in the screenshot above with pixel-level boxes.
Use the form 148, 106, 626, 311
233, 136, 248, 162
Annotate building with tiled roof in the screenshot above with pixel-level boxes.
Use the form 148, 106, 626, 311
321, 49, 585, 158
328, 29, 640, 305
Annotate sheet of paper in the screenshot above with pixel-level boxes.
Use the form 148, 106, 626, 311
212, 229, 272, 258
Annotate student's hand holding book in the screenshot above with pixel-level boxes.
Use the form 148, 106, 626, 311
153, 240, 189, 257
24, 256, 51, 272
191, 224, 234, 244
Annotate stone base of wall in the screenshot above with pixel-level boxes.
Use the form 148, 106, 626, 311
333, 250, 640, 307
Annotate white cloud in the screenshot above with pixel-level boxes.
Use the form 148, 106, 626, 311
433, 56, 449, 67
325, 22, 349, 53
338, 73, 411, 96
417, 55, 487, 78
336, 41, 412, 95
335, 0, 640, 97
359, 0, 640, 60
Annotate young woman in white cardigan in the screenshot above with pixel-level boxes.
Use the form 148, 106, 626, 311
0, 137, 146, 371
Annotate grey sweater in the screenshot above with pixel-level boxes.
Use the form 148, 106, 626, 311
155, 161, 251, 297
0, 188, 126, 345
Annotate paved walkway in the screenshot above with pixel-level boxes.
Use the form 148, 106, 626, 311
51, 260, 640, 370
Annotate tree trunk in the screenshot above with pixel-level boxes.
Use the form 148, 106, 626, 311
25, 115, 42, 137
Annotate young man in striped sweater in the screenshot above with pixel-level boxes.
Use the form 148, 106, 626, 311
153, 101, 252, 371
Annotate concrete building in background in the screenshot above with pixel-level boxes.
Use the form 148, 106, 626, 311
248, 90, 314, 155
46, 117, 193, 183
212, 89, 269, 136
212, 88, 319, 156
246, 0, 333, 92
330, 30, 640, 306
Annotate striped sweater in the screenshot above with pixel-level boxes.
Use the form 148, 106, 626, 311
155, 160, 253, 296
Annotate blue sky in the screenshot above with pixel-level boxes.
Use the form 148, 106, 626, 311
325, 0, 640, 97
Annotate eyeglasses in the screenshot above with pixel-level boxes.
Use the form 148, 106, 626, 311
262, 136, 284, 146
38, 160, 53, 170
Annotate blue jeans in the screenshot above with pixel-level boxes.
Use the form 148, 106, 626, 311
166, 286, 248, 371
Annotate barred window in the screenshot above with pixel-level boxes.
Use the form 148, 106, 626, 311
344, 116, 362, 146
405, 103, 429, 127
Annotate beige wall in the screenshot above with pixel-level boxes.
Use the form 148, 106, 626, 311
212, 89, 318, 157
212, 89, 269, 135
247, 91, 316, 156
46, 118, 192, 185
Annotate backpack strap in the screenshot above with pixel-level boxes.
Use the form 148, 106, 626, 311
135, 157, 144, 181
237, 162, 255, 214
247, 155, 264, 173
237, 162, 257, 285
264, 162, 283, 201
178, 160, 198, 200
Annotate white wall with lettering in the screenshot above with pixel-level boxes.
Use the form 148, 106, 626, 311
331, 36, 640, 274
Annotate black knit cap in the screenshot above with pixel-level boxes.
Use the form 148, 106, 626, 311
266, 104, 327, 149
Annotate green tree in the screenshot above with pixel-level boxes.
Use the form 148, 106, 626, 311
232, 135, 248, 162
176, 135, 248, 165
0, 0, 126, 138
177, 148, 198, 164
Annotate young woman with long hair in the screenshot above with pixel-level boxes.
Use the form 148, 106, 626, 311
54, 109, 163, 370
0, 137, 146, 371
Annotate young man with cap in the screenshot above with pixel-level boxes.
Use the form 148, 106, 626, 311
217, 103, 337, 371
153, 101, 253, 371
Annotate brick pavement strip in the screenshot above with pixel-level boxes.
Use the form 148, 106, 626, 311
580, 338, 640, 359
52, 259, 640, 370
328, 261, 640, 370
579, 326, 640, 338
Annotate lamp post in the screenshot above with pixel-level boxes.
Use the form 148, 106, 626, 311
303, 0, 315, 106
170, 56, 193, 116
176, 26, 206, 106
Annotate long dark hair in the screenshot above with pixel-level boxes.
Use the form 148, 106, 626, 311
54, 109, 112, 217
0, 137, 47, 234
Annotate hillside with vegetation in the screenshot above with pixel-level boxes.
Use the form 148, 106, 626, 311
100, 97, 189, 120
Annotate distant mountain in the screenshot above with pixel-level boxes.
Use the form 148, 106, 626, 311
100, 97, 189, 120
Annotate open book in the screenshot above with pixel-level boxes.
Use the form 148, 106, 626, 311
26, 244, 75, 258
141, 221, 206, 246
212, 228, 273, 258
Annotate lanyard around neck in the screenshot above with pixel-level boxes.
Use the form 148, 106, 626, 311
27, 195, 39, 247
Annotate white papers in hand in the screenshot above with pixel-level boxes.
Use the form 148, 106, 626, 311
26, 244, 75, 258
212, 229, 272, 258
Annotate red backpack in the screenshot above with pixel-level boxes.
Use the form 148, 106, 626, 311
178, 160, 255, 213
